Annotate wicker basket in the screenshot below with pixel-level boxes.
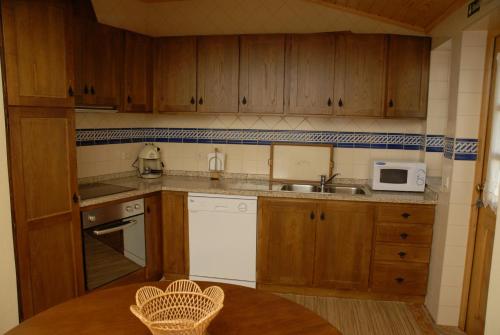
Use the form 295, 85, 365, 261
130, 280, 224, 335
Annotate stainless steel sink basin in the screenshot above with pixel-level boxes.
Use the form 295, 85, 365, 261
280, 183, 368, 195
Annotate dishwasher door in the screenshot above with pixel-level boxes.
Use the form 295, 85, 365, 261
188, 193, 257, 288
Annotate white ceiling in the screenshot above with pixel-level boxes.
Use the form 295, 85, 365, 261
91, 0, 424, 37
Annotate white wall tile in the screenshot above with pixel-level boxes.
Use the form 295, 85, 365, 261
461, 31, 488, 47
457, 92, 483, 116
437, 306, 460, 326
443, 245, 467, 267
458, 69, 484, 93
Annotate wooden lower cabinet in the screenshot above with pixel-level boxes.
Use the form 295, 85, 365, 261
313, 202, 374, 289
8, 107, 84, 319
257, 198, 317, 286
257, 198, 435, 301
162, 191, 189, 278
144, 194, 163, 280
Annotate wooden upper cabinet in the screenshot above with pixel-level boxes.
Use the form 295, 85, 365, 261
386, 35, 431, 118
73, 20, 123, 108
123, 31, 153, 113
239, 35, 285, 114
285, 34, 335, 115
1, 0, 75, 107
334, 34, 387, 117
313, 202, 374, 289
154, 37, 197, 113
197, 36, 239, 113
8, 107, 84, 318
258, 198, 317, 286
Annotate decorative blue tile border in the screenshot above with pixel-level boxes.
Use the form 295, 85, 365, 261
75, 128, 478, 160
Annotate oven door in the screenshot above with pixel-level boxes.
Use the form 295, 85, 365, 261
83, 214, 146, 290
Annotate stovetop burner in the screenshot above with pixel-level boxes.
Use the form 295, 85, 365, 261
79, 183, 137, 200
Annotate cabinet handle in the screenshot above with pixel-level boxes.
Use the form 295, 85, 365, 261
72, 193, 79, 204
90, 86, 95, 95
327, 98, 332, 106
190, 96, 195, 105
395, 277, 405, 284
310, 212, 315, 220
401, 212, 411, 219
389, 99, 394, 108
68, 85, 74, 97
127, 95, 132, 104
242, 96, 247, 105
84, 85, 89, 94
338, 98, 343, 107
400, 232, 409, 240
320, 212, 325, 220
146, 206, 150, 214
398, 251, 407, 258
199, 97, 204, 105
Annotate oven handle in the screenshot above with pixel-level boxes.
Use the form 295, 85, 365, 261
92, 219, 138, 236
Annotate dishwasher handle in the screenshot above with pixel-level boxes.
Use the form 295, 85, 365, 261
93, 219, 137, 236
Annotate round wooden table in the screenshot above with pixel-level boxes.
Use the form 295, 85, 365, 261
7, 282, 341, 335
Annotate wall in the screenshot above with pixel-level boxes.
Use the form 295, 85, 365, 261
75, 114, 427, 179
0, 57, 19, 331
425, 31, 487, 326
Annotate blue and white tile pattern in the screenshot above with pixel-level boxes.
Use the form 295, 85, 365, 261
76, 128, 478, 161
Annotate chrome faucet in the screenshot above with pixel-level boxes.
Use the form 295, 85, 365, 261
320, 173, 341, 192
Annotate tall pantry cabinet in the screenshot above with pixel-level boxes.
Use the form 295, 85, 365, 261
1, 0, 84, 319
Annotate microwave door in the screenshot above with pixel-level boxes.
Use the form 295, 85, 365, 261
380, 169, 408, 184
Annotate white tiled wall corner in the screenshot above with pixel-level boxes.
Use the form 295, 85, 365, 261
425, 152, 443, 177
436, 306, 460, 326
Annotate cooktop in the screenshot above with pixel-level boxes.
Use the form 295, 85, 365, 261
79, 182, 137, 200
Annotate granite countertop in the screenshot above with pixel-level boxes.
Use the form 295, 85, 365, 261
79, 174, 439, 208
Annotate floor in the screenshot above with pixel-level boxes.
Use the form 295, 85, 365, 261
278, 294, 466, 335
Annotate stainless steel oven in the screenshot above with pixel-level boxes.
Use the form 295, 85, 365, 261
81, 198, 146, 290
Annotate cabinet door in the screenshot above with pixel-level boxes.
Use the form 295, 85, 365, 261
197, 36, 239, 113
386, 35, 430, 118
314, 202, 374, 289
145, 194, 163, 280
285, 34, 335, 115
87, 22, 123, 108
334, 34, 386, 117
123, 31, 153, 113
239, 35, 285, 114
154, 37, 197, 113
258, 198, 317, 286
2, 0, 75, 107
8, 107, 84, 319
162, 191, 188, 277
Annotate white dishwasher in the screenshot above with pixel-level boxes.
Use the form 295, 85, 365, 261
188, 193, 257, 288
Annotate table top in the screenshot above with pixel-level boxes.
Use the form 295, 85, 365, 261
7, 282, 341, 335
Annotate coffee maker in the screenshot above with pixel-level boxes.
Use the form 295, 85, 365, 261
137, 144, 163, 179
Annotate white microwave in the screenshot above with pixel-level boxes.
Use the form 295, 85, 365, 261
370, 161, 427, 192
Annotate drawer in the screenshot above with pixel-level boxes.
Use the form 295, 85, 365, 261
374, 243, 431, 263
377, 204, 434, 224
376, 223, 433, 245
371, 262, 429, 296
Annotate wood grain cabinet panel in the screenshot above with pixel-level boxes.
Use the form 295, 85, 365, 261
8, 107, 83, 319
162, 191, 188, 277
334, 34, 386, 117
239, 35, 285, 114
2, 0, 75, 107
313, 202, 374, 289
374, 243, 431, 263
73, 19, 123, 108
197, 35, 239, 113
377, 204, 435, 224
285, 33, 335, 115
258, 198, 317, 286
145, 194, 163, 280
154, 37, 197, 113
376, 223, 433, 245
371, 262, 429, 296
386, 35, 431, 118
123, 31, 153, 113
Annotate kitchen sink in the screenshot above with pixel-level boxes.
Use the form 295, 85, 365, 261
280, 183, 368, 195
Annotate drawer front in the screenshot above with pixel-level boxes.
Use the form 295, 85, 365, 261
377, 205, 434, 224
376, 223, 433, 245
371, 262, 428, 295
374, 243, 431, 263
